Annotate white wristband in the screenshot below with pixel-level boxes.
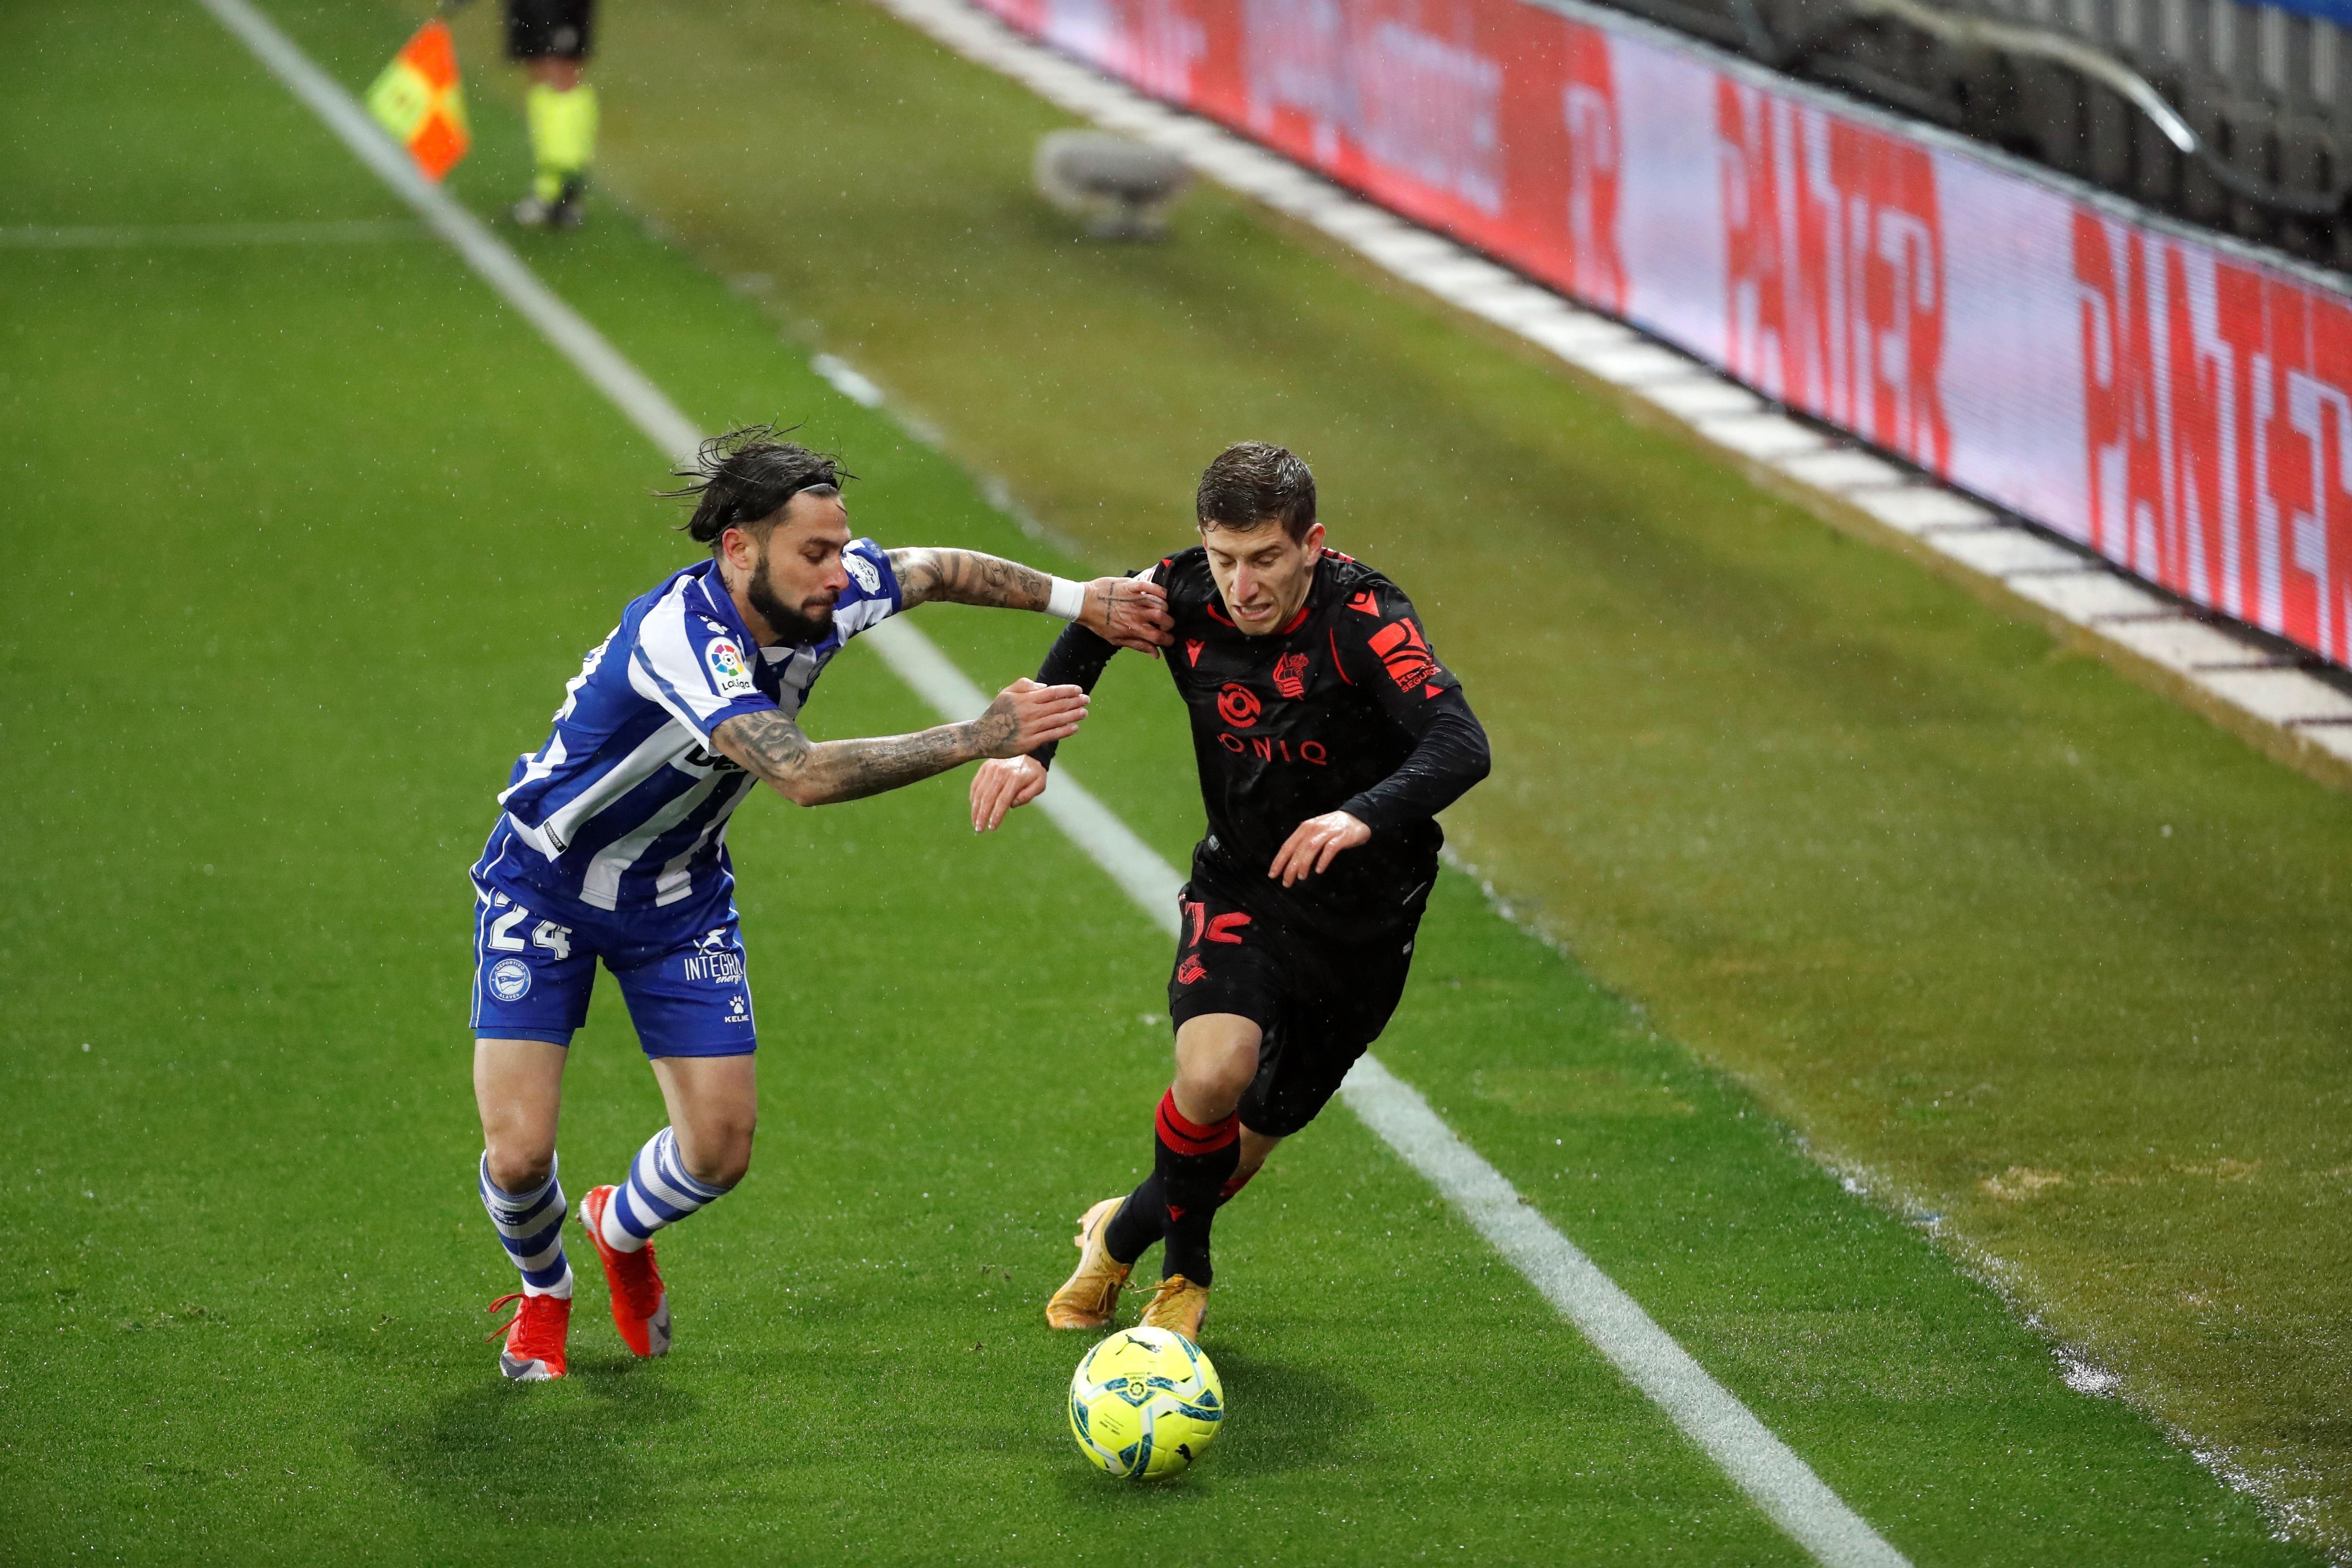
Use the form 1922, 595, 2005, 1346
1046, 576, 1087, 622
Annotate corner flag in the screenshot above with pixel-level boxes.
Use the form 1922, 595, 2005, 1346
365, 18, 471, 181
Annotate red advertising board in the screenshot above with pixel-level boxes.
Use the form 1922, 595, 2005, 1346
974, 0, 2352, 667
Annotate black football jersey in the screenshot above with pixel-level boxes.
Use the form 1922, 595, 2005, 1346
1039, 544, 1489, 941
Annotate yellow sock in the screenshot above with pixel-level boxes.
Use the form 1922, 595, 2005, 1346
526, 83, 598, 202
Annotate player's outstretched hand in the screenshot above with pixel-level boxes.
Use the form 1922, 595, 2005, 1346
971, 755, 1049, 832
1079, 573, 1173, 658
978, 677, 1088, 759
1269, 810, 1371, 887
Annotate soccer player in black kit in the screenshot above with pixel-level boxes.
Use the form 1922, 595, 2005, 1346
969, 443, 1490, 1341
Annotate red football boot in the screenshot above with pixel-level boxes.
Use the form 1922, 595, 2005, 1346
581, 1184, 672, 1357
486, 1290, 570, 1381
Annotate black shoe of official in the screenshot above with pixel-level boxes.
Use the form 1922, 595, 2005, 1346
512, 175, 587, 231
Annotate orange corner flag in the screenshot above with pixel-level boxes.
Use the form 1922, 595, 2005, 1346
365, 19, 471, 182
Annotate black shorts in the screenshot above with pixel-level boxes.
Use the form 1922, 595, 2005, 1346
1166, 858, 1421, 1138
507, 0, 594, 61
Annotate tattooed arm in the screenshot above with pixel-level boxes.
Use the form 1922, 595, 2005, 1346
888, 547, 1052, 610
886, 547, 1173, 654
712, 679, 1089, 807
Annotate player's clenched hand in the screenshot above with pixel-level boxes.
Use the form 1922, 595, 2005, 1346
976, 677, 1088, 759
970, 755, 1048, 832
1079, 573, 1173, 658
1268, 810, 1371, 887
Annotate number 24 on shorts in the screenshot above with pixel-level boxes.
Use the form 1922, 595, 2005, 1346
486, 894, 573, 959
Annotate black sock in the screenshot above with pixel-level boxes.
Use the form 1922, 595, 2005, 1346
1104, 1170, 1166, 1265
1149, 1090, 1239, 1286
1105, 1146, 1258, 1266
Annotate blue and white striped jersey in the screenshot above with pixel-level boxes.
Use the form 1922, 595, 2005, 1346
475, 542, 903, 911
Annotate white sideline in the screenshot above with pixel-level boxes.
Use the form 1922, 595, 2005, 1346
196, 0, 704, 463
196, 3, 1906, 1562
857, 619, 1186, 933
1340, 1057, 1908, 1568
870, 0, 2352, 778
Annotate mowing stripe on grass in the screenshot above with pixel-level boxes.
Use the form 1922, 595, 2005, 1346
0, 219, 427, 247
194, 3, 1909, 1561
196, 0, 704, 466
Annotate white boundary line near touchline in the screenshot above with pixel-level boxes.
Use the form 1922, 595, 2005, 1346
193, 3, 1908, 1562
868, 0, 2352, 778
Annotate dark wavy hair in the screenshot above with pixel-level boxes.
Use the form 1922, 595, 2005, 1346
1195, 441, 1317, 542
661, 424, 855, 547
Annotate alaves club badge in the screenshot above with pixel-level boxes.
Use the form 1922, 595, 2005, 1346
487, 956, 532, 1002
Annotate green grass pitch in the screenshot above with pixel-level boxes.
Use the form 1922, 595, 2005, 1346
0, 0, 2328, 1561
548, 0, 2352, 1542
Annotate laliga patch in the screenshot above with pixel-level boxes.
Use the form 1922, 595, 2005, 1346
705, 637, 756, 697
844, 550, 882, 595
487, 957, 532, 1003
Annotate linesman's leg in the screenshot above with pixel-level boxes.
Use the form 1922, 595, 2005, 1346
506, 0, 598, 227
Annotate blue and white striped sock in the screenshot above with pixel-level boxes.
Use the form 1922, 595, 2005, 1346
599, 1127, 730, 1254
479, 1154, 573, 1299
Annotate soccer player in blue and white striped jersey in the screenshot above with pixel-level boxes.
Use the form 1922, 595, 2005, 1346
474, 427, 1171, 1380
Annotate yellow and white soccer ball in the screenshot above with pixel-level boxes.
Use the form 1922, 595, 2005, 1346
1068, 1326, 1224, 1479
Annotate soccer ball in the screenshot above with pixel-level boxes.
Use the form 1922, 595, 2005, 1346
1068, 1326, 1224, 1479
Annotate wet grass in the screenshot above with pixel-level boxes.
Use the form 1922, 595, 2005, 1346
0, 0, 2335, 1559
396, 0, 2352, 1545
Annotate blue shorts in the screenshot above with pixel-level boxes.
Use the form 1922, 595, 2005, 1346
469, 866, 756, 1058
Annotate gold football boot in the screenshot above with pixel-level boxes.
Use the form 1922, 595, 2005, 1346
1138, 1274, 1210, 1342
1045, 1197, 1133, 1329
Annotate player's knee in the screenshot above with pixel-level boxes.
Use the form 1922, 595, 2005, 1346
1175, 1060, 1253, 1120
680, 1118, 755, 1189
698, 1145, 752, 1190
483, 1139, 555, 1195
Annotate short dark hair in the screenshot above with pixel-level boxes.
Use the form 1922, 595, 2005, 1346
1195, 441, 1317, 542
661, 424, 854, 547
